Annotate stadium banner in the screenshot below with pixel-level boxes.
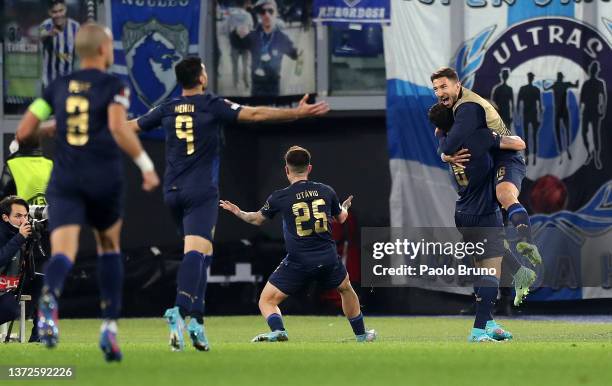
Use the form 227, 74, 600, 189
361, 226, 612, 290
107, 0, 201, 118
313, 0, 391, 25
385, 0, 612, 300
2, 0, 88, 115
215, 0, 315, 98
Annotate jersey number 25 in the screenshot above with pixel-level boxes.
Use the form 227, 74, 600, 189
292, 199, 328, 236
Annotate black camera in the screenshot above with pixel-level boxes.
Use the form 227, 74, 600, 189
27, 205, 48, 240
29, 205, 48, 221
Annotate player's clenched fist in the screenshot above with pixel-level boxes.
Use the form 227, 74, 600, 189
142, 170, 160, 192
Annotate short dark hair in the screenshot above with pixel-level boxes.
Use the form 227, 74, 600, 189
285, 146, 311, 174
48, 0, 66, 9
430, 67, 459, 83
175, 56, 203, 89
0, 196, 29, 217
428, 103, 454, 133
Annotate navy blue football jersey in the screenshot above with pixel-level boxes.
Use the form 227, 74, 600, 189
137, 93, 241, 193
42, 69, 130, 175
448, 129, 501, 216
260, 180, 342, 266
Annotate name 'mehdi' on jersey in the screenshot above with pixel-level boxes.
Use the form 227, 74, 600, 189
137, 93, 242, 193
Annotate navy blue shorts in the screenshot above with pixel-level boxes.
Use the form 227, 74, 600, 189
268, 258, 348, 296
47, 176, 123, 232
164, 188, 218, 241
454, 211, 505, 261
495, 155, 526, 192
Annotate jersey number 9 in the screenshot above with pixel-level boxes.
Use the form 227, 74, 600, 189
292, 199, 328, 237
175, 115, 195, 155
66, 96, 89, 146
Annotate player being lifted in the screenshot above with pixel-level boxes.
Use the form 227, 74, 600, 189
428, 103, 537, 307
428, 103, 528, 342
127, 57, 330, 351
431, 67, 541, 267
220, 146, 376, 343
16, 23, 160, 361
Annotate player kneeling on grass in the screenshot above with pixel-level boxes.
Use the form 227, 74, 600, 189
220, 146, 376, 343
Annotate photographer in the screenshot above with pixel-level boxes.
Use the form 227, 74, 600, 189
0, 196, 39, 342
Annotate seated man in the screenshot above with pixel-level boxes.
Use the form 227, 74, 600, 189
0, 196, 38, 342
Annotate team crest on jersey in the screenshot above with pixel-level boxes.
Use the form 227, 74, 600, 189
454, 17, 611, 181
122, 19, 188, 108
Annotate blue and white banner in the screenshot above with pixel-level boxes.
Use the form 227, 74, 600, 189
386, 0, 612, 300
313, 0, 390, 24
107, 0, 201, 117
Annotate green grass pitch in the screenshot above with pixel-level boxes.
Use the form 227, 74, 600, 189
1, 316, 611, 386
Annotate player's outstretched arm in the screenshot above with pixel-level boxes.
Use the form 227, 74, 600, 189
108, 104, 160, 192
219, 200, 267, 226
499, 135, 526, 151
335, 195, 354, 224
237, 94, 330, 123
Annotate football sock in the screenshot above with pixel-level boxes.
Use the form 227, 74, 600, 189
501, 249, 521, 287
501, 208, 509, 226
348, 313, 366, 336
266, 313, 285, 331
97, 253, 123, 320
175, 250, 203, 318
43, 254, 73, 298
473, 275, 499, 329
190, 254, 212, 324
508, 203, 532, 242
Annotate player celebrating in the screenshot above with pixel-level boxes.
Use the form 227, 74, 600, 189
428, 103, 536, 307
428, 103, 527, 342
16, 23, 159, 361
128, 57, 330, 352
220, 146, 376, 343
430, 67, 541, 267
